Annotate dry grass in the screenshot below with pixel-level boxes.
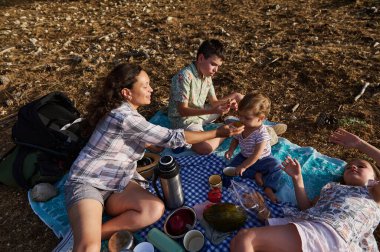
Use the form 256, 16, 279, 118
0, 0, 379, 250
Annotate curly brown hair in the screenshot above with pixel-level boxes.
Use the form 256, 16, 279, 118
83, 63, 143, 136
238, 92, 271, 117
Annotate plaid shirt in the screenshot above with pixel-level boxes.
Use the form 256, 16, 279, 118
66, 102, 187, 192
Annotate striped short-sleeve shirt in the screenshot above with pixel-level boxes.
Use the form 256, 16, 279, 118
234, 125, 272, 158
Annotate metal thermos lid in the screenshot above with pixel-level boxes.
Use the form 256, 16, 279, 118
159, 156, 176, 172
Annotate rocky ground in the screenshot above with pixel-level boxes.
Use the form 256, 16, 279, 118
0, 0, 379, 251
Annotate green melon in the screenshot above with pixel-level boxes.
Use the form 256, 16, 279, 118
203, 203, 247, 232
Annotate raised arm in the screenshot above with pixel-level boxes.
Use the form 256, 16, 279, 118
282, 156, 313, 210
330, 128, 380, 165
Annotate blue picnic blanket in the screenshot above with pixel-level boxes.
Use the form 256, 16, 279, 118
29, 154, 292, 252
28, 111, 347, 251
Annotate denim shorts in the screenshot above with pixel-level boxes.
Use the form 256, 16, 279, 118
64, 181, 113, 210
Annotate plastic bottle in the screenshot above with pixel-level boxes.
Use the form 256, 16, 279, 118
146, 228, 185, 252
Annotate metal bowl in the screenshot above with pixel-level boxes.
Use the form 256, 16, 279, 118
108, 230, 134, 252
163, 206, 197, 239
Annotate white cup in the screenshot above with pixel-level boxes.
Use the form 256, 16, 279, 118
133, 242, 154, 252
183, 230, 204, 252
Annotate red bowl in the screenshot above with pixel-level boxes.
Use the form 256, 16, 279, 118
163, 206, 196, 239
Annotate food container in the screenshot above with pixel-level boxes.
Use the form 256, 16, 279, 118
108, 230, 134, 252
163, 206, 197, 239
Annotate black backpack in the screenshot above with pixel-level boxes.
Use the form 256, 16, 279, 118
12, 92, 85, 158
0, 92, 86, 189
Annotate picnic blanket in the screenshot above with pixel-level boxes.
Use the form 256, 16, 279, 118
28, 111, 347, 251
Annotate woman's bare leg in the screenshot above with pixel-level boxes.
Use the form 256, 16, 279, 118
102, 181, 165, 239
230, 224, 302, 252
68, 199, 103, 252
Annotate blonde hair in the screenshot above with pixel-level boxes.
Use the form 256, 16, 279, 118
238, 92, 271, 117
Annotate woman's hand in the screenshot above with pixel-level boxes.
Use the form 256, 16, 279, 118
216, 124, 244, 138
282, 156, 302, 181
329, 128, 362, 149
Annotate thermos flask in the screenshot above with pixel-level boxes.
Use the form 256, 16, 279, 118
152, 155, 185, 209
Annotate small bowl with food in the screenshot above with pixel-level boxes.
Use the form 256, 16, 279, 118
163, 206, 197, 239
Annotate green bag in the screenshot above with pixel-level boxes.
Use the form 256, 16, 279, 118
0, 146, 66, 189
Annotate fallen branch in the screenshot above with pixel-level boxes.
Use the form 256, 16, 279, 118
354, 82, 370, 102
0, 47, 15, 55
0, 112, 17, 125
291, 103, 300, 112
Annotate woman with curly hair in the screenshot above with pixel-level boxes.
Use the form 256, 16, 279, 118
64, 63, 244, 251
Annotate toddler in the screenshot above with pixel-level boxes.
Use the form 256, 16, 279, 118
225, 92, 282, 202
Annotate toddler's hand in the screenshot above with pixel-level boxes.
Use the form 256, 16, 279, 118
235, 166, 247, 176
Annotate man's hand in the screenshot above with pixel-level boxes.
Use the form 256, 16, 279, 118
227, 98, 238, 111
213, 103, 230, 115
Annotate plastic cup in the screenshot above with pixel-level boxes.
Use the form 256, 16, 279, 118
183, 230, 204, 252
208, 174, 222, 190
222, 166, 236, 188
133, 242, 154, 252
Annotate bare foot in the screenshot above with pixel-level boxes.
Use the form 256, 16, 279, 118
254, 172, 264, 186
264, 187, 278, 203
